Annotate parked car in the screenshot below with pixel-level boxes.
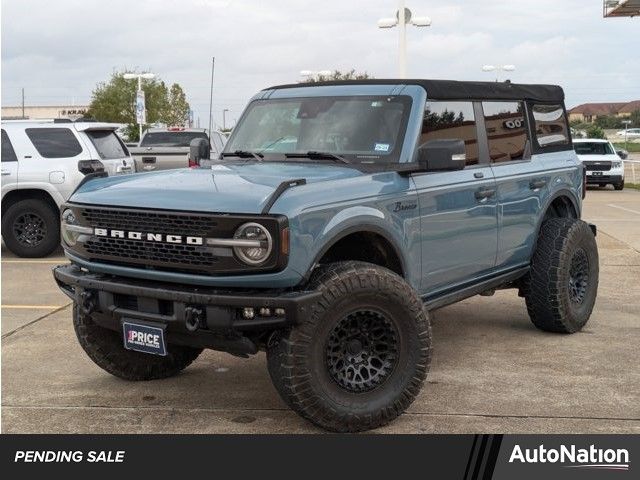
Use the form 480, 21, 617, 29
53, 79, 597, 432
1, 120, 135, 257
128, 127, 227, 171
573, 138, 625, 190
616, 127, 640, 138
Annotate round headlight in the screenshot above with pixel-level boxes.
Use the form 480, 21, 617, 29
233, 222, 273, 265
61, 209, 78, 246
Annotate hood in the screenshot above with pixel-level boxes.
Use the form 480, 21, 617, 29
71, 162, 363, 214
576, 154, 620, 162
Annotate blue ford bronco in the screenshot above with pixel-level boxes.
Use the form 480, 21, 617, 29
54, 79, 598, 432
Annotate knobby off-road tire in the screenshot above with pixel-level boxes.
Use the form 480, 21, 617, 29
1, 199, 60, 257
267, 261, 431, 432
614, 180, 624, 191
73, 305, 202, 381
525, 218, 598, 333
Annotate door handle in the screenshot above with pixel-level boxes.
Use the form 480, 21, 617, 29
475, 187, 496, 200
1, 170, 11, 176
529, 179, 547, 190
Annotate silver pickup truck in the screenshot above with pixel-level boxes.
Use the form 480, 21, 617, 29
129, 128, 227, 171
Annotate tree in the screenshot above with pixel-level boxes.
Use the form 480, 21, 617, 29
165, 84, 190, 127
87, 71, 190, 141
629, 109, 640, 128
585, 124, 606, 139
301, 69, 372, 83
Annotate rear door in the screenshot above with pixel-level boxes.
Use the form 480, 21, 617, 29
484, 101, 559, 269
413, 100, 498, 293
1, 129, 19, 194
81, 128, 134, 175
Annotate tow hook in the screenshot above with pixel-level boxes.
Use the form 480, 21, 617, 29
79, 290, 96, 315
185, 306, 204, 332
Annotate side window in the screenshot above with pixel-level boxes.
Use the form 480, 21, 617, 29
531, 104, 569, 147
482, 101, 529, 163
85, 130, 127, 159
25, 128, 83, 158
421, 101, 478, 166
1, 129, 18, 162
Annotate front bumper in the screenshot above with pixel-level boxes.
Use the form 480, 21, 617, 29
53, 264, 321, 355
586, 173, 623, 184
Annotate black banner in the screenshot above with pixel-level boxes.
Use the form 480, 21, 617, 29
0, 434, 635, 478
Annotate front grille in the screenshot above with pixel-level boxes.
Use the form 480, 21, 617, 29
67, 204, 286, 275
583, 161, 611, 171
81, 208, 217, 236
85, 237, 220, 270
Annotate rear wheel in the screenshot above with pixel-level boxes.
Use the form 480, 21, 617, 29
267, 261, 431, 432
1, 199, 60, 257
525, 218, 598, 333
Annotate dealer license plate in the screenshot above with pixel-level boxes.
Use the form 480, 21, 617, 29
122, 321, 167, 356
590, 171, 603, 176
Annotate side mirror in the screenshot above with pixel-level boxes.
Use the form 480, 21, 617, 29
417, 139, 466, 172
616, 149, 628, 160
189, 138, 210, 166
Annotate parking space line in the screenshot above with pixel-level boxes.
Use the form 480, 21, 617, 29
2, 305, 65, 309
1, 260, 67, 264
607, 204, 640, 215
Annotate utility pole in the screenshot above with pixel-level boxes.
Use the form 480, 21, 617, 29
208, 57, 215, 141
21, 88, 25, 119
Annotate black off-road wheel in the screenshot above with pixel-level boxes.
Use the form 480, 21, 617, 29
73, 305, 202, 381
525, 218, 598, 333
267, 261, 431, 432
614, 181, 624, 191
1, 199, 60, 257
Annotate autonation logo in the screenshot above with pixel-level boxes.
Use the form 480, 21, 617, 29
509, 444, 630, 471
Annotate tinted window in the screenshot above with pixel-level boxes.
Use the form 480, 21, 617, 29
140, 131, 209, 147
574, 142, 615, 155
532, 104, 569, 147
1, 129, 18, 162
482, 102, 528, 163
421, 101, 478, 165
25, 128, 83, 158
86, 130, 127, 159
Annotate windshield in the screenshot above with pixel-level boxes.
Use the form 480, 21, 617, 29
224, 95, 412, 163
574, 142, 615, 155
140, 131, 208, 147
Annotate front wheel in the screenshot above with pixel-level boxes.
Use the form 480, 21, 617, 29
614, 180, 624, 191
267, 261, 431, 432
73, 305, 202, 381
525, 218, 599, 333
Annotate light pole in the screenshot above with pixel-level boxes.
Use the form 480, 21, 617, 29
123, 72, 155, 141
299, 70, 333, 82
481, 64, 515, 82
222, 109, 230, 131
378, 0, 431, 78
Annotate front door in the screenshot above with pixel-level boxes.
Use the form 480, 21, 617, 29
413, 100, 498, 294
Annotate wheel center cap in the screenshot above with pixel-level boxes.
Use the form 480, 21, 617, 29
347, 339, 363, 355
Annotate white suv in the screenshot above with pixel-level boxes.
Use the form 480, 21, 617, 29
573, 138, 625, 191
1, 120, 136, 257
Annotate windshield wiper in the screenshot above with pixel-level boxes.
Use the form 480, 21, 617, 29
221, 150, 264, 161
285, 151, 350, 164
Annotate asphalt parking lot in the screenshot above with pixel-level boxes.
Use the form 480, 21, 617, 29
2, 187, 639, 434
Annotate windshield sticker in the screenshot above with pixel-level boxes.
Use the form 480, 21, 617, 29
374, 143, 390, 152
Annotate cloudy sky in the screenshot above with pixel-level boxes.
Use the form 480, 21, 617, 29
2, 0, 638, 127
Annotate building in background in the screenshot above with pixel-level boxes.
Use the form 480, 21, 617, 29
568, 100, 640, 123
1, 104, 89, 120
603, 0, 640, 17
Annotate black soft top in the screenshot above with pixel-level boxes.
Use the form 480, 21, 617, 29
267, 79, 564, 103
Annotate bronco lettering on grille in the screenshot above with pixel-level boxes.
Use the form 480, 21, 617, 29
94, 228, 204, 245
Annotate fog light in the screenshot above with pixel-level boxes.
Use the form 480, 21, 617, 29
259, 307, 271, 317
242, 307, 255, 320
275, 308, 285, 316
